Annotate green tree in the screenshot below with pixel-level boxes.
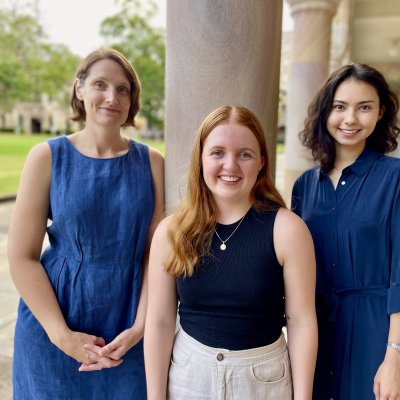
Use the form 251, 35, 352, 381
0, 1, 79, 112
0, 5, 44, 109
100, 0, 165, 130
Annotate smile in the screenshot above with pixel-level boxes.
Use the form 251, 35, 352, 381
339, 128, 360, 135
220, 176, 240, 182
98, 107, 120, 112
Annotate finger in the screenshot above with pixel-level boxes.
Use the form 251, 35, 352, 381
107, 348, 124, 360
373, 379, 380, 400
99, 357, 124, 369
94, 336, 106, 347
79, 362, 103, 372
78, 362, 103, 372
84, 343, 104, 356
99, 341, 121, 357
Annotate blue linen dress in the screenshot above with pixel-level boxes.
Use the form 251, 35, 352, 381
291, 147, 400, 400
13, 136, 154, 399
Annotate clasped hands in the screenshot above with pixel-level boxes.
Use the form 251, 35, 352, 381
53, 326, 143, 372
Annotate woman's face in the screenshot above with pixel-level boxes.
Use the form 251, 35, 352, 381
326, 79, 384, 154
75, 59, 131, 129
201, 122, 264, 209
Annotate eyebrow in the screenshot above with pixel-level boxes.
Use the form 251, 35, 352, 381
207, 145, 257, 153
332, 100, 376, 105
91, 76, 129, 85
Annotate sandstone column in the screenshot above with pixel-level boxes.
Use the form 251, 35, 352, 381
283, 0, 341, 201
165, 0, 283, 207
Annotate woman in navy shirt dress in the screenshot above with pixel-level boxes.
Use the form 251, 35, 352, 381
292, 63, 400, 399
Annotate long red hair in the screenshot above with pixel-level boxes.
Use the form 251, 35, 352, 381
165, 105, 285, 277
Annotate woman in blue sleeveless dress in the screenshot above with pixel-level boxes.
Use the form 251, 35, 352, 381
8, 48, 164, 399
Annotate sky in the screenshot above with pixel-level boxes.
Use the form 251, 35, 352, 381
5, 0, 293, 57
37, 0, 167, 56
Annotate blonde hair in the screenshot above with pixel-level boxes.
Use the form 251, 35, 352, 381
165, 105, 286, 277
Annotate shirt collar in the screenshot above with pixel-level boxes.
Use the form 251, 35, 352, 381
319, 147, 381, 180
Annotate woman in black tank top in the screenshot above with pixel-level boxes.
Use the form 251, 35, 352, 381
144, 105, 317, 399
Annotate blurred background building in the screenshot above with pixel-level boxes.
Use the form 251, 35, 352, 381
282, 0, 400, 198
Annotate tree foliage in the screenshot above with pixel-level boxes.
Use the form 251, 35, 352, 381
100, 0, 165, 130
0, 1, 79, 112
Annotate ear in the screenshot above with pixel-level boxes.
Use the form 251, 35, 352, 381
378, 105, 385, 120
75, 78, 84, 101
259, 156, 265, 172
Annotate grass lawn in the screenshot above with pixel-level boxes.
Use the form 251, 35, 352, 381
0, 133, 165, 197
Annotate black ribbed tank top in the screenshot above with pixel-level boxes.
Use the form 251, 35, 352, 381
176, 207, 285, 350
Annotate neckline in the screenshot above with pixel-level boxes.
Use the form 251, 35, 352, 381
216, 207, 252, 228
62, 135, 132, 160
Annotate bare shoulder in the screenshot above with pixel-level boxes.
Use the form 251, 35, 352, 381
152, 214, 174, 242
148, 146, 164, 167
26, 142, 52, 167
19, 142, 52, 188
149, 214, 175, 267
274, 208, 314, 265
274, 207, 311, 239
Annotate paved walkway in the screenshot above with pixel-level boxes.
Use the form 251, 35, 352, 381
0, 154, 286, 399
0, 201, 18, 400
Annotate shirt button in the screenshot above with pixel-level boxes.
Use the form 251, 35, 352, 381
216, 353, 224, 361
331, 263, 336, 267
331, 234, 335, 239
332, 207, 335, 212
341, 181, 346, 186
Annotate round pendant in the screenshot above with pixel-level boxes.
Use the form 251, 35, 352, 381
220, 243, 226, 251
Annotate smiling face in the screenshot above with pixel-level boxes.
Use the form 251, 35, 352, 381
327, 79, 384, 155
201, 122, 264, 209
75, 58, 132, 130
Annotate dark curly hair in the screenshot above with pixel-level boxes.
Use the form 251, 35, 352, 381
300, 63, 399, 172
70, 48, 141, 127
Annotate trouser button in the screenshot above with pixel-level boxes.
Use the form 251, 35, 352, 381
216, 353, 224, 361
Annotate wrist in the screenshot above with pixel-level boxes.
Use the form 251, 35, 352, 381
388, 341, 400, 352
48, 324, 71, 348
131, 321, 145, 337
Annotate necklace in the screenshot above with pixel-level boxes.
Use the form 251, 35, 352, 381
214, 214, 246, 251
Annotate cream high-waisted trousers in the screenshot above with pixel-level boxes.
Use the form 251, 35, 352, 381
168, 329, 293, 400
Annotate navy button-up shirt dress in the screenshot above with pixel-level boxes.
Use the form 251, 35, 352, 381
291, 147, 400, 400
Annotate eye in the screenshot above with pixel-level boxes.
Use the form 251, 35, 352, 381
239, 152, 252, 159
118, 86, 130, 95
333, 104, 344, 111
94, 81, 106, 89
210, 150, 224, 158
360, 105, 371, 111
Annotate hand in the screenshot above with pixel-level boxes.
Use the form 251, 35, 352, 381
83, 325, 143, 364
52, 328, 123, 372
373, 349, 400, 399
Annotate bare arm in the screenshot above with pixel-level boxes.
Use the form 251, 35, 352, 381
144, 216, 178, 400
84, 147, 165, 367
274, 208, 318, 400
8, 143, 115, 369
373, 313, 400, 399
135, 147, 165, 330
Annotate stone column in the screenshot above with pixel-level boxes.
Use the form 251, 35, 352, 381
283, 0, 341, 201
165, 0, 283, 207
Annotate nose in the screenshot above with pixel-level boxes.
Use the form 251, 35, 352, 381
224, 154, 238, 170
344, 109, 357, 125
105, 88, 119, 103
